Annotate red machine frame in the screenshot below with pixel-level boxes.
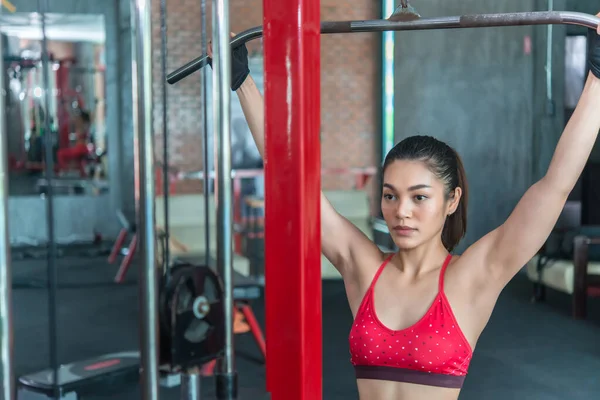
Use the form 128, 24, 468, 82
263, 0, 322, 398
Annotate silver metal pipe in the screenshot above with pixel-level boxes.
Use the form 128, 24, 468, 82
160, 0, 170, 272
213, 0, 236, 388
131, 0, 160, 398
348, 11, 600, 32
545, 0, 554, 111
201, 0, 210, 267
167, 11, 600, 85
39, 3, 60, 398
0, 5, 14, 400
181, 373, 202, 400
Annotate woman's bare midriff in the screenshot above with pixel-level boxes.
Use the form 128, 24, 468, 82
357, 379, 461, 400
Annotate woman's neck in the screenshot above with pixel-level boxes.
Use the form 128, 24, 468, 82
392, 238, 449, 279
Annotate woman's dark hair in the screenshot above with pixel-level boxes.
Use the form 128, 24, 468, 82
76, 109, 91, 124
382, 135, 468, 252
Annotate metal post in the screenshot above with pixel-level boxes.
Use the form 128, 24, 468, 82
545, 0, 555, 116
39, 3, 60, 399
381, 0, 396, 160
212, 0, 237, 397
0, 5, 14, 399
263, 0, 323, 399
181, 372, 202, 400
160, 0, 170, 272
131, 0, 159, 399
201, 0, 210, 268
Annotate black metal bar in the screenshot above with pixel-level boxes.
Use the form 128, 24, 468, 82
39, 2, 60, 398
167, 11, 600, 85
160, 0, 170, 275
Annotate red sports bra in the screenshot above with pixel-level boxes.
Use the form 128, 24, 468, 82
349, 254, 473, 389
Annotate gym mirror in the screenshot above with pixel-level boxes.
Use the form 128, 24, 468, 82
0, 12, 107, 196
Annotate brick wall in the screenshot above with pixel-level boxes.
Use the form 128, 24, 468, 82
152, 0, 380, 193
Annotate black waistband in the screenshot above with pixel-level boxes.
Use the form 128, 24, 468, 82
354, 365, 466, 389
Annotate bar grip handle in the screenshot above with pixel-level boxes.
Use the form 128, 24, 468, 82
166, 22, 351, 85
167, 27, 262, 84
460, 11, 565, 27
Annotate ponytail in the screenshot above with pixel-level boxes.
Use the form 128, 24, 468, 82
441, 152, 468, 252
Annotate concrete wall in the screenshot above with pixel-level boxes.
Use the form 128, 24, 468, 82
532, 0, 567, 184
392, 0, 598, 251
8, 196, 117, 245
565, 0, 600, 162
532, 0, 599, 200
393, 0, 538, 251
117, 0, 135, 222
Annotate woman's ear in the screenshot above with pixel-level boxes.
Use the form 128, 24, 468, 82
447, 187, 462, 216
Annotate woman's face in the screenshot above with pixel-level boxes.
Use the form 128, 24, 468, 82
381, 159, 460, 250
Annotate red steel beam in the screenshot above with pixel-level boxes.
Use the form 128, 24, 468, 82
263, 0, 322, 397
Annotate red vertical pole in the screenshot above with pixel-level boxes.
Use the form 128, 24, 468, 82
263, 0, 322, 398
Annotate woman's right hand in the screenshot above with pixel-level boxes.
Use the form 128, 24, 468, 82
207, 33, 250, 91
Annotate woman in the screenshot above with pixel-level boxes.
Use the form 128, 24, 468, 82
209, 18, 600, 399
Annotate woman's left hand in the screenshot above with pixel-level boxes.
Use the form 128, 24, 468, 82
589, 12, 600, 79
207, 33, 250, 92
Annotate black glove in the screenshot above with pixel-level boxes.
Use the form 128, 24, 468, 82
589, 28, 600, 79
207, 43, 250, 91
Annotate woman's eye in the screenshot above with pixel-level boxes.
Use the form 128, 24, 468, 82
383, 194, 396, 201
414, 195, 427, 202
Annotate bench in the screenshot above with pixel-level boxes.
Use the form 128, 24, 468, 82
525, 200, 600, 319
17, 351, 140, 400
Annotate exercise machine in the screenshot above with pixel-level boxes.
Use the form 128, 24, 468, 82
3, 2, 600, 400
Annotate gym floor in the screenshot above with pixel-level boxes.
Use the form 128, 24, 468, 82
11, 255, 600, 399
